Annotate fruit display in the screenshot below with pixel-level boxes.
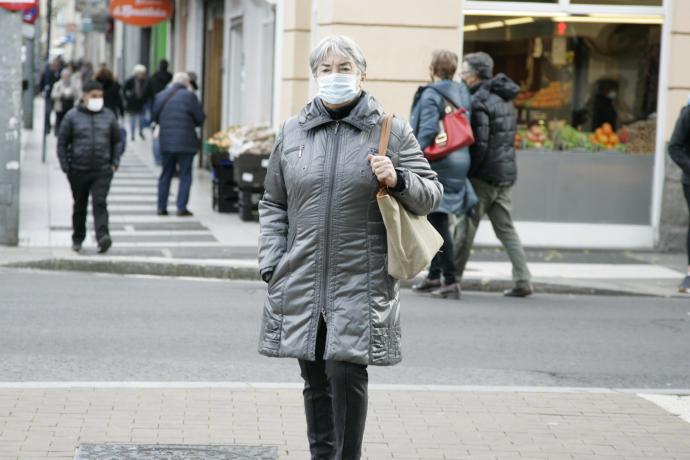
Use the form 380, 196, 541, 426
205, 123, 276, 157
552, 125, 591, 151
589, 123, 621, 151
516, 124, 553, 149
514, 82, 572, 109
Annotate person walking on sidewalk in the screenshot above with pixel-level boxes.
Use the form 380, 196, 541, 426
258, 35, 442, 460
668, 103, 690, 293
123, 64, 153, 141
51, 68, 81, 135
410, 50, 478, 300
57, 80, 122, 254
153, 72, 206, 217
454, 52, 533, 298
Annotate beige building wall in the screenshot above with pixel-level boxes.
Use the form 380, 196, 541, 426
666, 0, 690, 138
278, 0, 464, 121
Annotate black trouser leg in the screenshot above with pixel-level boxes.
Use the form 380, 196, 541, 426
683, 184, 690, 267
91, 171, 113, 242
67, 172, 92, 244
299, 319, 335, 460
428, 212, 457, 285
325, 352, 368, 460
299, 318, 369, 460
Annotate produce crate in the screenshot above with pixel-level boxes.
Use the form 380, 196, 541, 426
234, 151, 271, 192
211, 162, 238, 213
203, 141, 228, 155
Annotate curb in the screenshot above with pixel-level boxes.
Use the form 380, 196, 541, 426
3, 257, 657, 297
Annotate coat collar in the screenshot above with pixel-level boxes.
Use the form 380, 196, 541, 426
298, 91, 384, 132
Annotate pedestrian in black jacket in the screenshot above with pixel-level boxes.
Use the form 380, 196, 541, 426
95, 66, 125, 119
668, 105, 690, 293
123, 64, 153, 141
454, 51, 533, 297
150, 59, 173, 96
58, 80, 123, 254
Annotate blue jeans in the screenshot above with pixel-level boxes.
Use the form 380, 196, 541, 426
152, 138, 161, 166
158, 152, 195, 212
128, 111, 147, 137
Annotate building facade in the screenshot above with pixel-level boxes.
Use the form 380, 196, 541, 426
106, 0, 687, 251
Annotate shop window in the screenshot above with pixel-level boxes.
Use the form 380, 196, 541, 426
570, 0, 661, 5
463, 14, 661, 225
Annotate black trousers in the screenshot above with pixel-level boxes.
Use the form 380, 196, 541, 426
427, 212, 457, 284
298, 318, 368, 460
683, 184, 690, 266
67, 170, 113, 244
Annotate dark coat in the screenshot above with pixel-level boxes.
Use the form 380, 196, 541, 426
123, 76, 153, 113
97, 78, 125, 119
57, 103, 123, 173
150, 70, 173, 95
468, 74, 520, 186
410, 80, 477, 215
153, 83, 206, 154
669, 105, 690, 185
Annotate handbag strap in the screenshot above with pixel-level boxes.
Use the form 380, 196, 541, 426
152, 86, 184, 124
426, 86, 467, 115
377, 114, 395, 196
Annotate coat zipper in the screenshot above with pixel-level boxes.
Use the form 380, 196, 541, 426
320, 121, 340, 322
90, 113, 96, 170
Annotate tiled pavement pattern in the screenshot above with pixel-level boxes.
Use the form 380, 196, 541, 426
0, 387, 689, 460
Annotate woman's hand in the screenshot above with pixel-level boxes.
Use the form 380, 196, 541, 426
368, 154, 397, 188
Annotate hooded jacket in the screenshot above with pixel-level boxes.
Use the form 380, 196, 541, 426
468, 73, 521, 186
669, 105, 690, 185
258, 92, 443, 366
57, 102, 123, 173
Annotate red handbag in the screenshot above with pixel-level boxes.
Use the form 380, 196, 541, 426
423, 90, 474, 162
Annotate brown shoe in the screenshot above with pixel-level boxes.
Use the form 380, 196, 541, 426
176, 209, 194, 217
412, 278, 442, 293
504, 286, 533, 298
430, 283, 461, 300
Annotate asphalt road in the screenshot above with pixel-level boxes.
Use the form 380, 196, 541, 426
1, 268, 689, 389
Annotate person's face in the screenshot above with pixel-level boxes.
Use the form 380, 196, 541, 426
83, 89, 103, 106
316, 53, 365, 87
460, 62, 479, 86
136, 72, 145, 80
61, 71, 71, 82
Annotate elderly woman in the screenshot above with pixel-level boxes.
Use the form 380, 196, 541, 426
51, 68, 81, 135
409, 50, 478, 300
258, 35, 442, 459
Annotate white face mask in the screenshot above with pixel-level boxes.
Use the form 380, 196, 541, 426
87, 98, 104, 112
317, 73, 360, 105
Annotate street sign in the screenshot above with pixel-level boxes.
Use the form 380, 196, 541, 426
22, 4, 37, 24
0, 0, 37, 12
109, 0, 173, 27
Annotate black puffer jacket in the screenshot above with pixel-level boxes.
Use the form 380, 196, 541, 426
57, 103, 123, 173
669, 105, 690, 185
468, 74, 520, 186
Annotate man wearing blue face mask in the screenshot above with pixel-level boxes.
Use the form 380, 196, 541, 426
258, 35, 442, 460
58, 80, 123, 254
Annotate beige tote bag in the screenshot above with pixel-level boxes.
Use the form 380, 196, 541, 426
376, 114, 443, 280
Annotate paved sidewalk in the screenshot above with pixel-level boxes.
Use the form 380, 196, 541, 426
7, 98, 689, 297
0, 385, 689, 460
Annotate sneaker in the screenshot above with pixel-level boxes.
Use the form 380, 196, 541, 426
97, 236, 112, 254
412, 278, 442, 293
157, 209, 169, 216
71, 242, 82, 253
176, 209, 193, 217
430, 283, 461, 300
139, 131, 146, 140
679, 275, 690, 294
504, 286, 534, 298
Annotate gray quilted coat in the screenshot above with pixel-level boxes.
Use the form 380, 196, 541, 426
258, 92, 443, 366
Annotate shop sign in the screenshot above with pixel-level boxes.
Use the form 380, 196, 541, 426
109, 0, 173, 27
0, 0, 37, 12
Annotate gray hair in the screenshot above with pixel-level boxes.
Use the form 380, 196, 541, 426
463, 52, 494, 80
172, 72, 190, 86
133, 64, 147, 75
309, 35, 367, 76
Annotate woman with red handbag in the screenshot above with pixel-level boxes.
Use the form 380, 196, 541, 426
409, 50, 478, 299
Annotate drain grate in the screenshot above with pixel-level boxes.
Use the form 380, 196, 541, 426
74, 444, 278, 460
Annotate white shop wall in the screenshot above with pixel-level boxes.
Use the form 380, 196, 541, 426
223, 0, 276, 128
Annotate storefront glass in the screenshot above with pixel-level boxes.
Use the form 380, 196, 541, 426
463, 10, 662, 225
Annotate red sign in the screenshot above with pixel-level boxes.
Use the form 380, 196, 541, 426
109, 0, 173, 27
0, 0, 37, 12
22, 5, 38, 24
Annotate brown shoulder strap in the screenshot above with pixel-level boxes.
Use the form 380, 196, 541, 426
377, 114, 395, 195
